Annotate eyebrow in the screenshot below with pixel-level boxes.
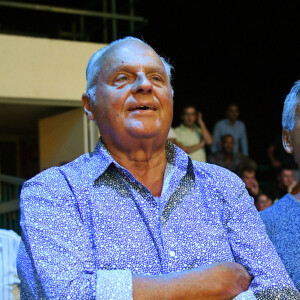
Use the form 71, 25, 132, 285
115, 65, 166, 76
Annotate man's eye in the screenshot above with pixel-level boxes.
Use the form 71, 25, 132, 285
151, 75, 162, 82
115, 75, 128, 82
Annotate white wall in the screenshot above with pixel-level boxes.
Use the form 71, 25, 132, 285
0, 34, 106, 103
39, 108, 87, 171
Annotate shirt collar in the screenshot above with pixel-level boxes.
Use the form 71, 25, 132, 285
88, 138, 192, 185
225, 119, 237, 126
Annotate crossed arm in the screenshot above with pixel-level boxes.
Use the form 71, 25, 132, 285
133, 262, 251, 300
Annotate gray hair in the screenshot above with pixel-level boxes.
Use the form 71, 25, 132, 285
85, 36, 174, 104
282, 80, 300, 131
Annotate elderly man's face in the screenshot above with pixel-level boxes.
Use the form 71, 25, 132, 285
92, 41, 173, 143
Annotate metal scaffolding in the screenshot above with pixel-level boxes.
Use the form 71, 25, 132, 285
0, 0, 148, 42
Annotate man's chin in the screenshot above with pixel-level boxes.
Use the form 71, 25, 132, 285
125, 119, 166, 139
127, 129, 161, 139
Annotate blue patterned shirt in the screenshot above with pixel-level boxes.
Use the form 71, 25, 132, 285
260, 193, 300, 292
17, 140, 299, 299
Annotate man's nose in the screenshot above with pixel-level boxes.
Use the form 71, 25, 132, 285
132, 73, 153, 94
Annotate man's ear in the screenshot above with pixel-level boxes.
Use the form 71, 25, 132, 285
282, 129, 294, 154
82, 93, 95, 121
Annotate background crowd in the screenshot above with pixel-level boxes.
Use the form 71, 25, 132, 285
169, 103, 298, 212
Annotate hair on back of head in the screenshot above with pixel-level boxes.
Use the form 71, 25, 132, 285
282, 80, 300, 132
181, 103, 197, 112
226, 103, 239, 110
238, 164, 256, 178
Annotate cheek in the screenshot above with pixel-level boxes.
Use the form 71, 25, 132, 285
292, 143, 300, 163
98, 93, 127, 119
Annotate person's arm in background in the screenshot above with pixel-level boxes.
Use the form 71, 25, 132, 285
176, 141, 206, 154
240, 122, 249, 156
197, 112, 213, 146
173, 127, 205, 154
214, 166, 300, 298
17, 168, 251, 300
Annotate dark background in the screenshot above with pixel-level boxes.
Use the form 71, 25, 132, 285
1, 0, 300, 166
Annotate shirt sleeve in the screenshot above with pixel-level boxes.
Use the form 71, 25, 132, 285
234, 290, 256, 299
96, 270, 132, 300
218, 168, 300, 299
17, 168, 133, 300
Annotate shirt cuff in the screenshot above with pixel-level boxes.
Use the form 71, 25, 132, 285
233, 290, 256, 300
96, 269, 132, 300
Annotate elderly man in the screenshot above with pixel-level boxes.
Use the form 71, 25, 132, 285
17, 37, 299, 299
260, 80, 300, 291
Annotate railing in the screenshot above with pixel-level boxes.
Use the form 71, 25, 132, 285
0, 174, 25, 235
0, 0, 148, 41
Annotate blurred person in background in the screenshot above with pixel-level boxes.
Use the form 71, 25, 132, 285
239, 165, 260, 199
208, 134, 256, 174
174, 104, 213, 162
211, 104, 248, 156
263, 165, 296, 202
254, 192, 273, 212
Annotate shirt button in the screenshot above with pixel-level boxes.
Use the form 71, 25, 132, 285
169, 250, 176, 257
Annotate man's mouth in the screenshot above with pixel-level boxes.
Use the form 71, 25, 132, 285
128, 105, 156, 111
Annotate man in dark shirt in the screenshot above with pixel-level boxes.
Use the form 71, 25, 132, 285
209, 134, 255, 174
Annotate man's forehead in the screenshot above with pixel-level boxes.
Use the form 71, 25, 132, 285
103, 41, 163, 68
184, 107, 196, 113
104, 41, 161, 62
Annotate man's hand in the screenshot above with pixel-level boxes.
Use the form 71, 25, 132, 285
133, 261, 251, 300
194, 262, 252, 299
196, 111, 214, 146
197, 112, 203, 125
